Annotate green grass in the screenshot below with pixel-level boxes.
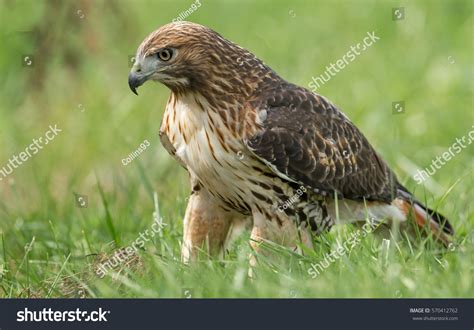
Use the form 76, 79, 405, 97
0, 0, 472, 298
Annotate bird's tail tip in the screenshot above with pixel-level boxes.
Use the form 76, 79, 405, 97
396, 189, 454, 246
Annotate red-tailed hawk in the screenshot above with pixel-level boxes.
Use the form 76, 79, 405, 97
128, 22, 453, 262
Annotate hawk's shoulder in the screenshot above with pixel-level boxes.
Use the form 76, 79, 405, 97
245, 83, 397, 202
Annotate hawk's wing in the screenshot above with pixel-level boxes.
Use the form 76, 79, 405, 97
245, 84, 397, 202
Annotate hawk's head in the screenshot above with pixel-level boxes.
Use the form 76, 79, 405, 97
128, 21, 272, 95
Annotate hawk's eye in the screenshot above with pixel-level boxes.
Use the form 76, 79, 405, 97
157, 49, 173, 61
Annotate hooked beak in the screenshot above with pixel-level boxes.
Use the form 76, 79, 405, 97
128, 63, 147, 95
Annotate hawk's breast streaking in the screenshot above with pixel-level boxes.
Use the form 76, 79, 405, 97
129, 21, 453, 262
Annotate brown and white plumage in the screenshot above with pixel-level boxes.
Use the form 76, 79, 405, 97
129, 22, 453, 261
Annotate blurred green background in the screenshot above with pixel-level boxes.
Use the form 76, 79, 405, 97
0, 0, 472, 298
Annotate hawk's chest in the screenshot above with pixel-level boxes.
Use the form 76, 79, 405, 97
160, 95, 251, 200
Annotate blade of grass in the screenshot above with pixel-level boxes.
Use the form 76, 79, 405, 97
96, 174, 120, 246
46, 253, 71, 298
8, 236, 35, 298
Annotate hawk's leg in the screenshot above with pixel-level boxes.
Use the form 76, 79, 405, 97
248, 209, 314, 277
181, 180, 249, 263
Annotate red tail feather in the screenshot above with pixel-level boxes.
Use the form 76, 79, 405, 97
399, 199, 452, 246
